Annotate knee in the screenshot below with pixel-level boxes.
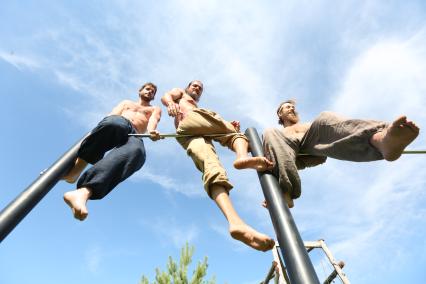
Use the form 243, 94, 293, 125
128, 141, 146, 166
318, 111, 333, 117
317, 111, 338, 121
314, 111, 340, 126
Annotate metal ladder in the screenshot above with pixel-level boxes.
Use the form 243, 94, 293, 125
261, 239, 351, 284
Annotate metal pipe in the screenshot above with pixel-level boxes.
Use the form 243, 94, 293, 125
323, 261, 345, 284
262, 261, 278, 284
0, 136, 86, 242
128, 133, 236, 138
245, 128, 320, 284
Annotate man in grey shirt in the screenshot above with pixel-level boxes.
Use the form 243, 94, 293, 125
263, 100, 419, 207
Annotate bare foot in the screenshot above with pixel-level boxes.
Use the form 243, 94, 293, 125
372, 116, 420, 161
262, 191, 294, 209
233, 157, 274, 171
62, 158, 88, 183
229, 223, 275, 251
63, 188, 92, 221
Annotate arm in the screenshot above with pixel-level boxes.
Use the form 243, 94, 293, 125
161, 88, 184, 117
147, 106, 162, 132
146, 106, 162, 141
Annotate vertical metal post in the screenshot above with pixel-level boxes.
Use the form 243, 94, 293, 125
0, 135, 86, 243
245, 128, 320, 284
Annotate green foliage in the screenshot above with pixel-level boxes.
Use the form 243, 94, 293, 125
140, 243, 216, 284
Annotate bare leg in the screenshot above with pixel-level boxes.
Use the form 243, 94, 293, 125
370, 116, 420, 161
62, 158, 88, 183
232, 137, 273, 171
210, 184, 275, 251
63, 187, 92, 221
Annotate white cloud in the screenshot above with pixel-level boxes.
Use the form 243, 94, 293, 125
130, 165, 204, 198
0, 50, 39, 71
333, 30, 426, 125
141, 217, 199, 248
85, 245, 102, 274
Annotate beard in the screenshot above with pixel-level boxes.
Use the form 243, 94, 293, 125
186, 89, 200, 101
288, 113, 299, 123
140, 94, 153, 102
282, 112, 299, 125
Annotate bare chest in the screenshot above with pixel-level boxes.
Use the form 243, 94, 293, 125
123, 104, 153, 118
179, 95, 197, 107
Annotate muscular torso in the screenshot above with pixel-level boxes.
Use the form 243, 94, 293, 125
114, 100, 155, 133
175, 94, 198, 127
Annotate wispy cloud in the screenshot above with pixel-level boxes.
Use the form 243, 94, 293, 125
141, 217, 199, 248
85, 245, 103, 274
332, 30, 426, 125
0, 50, 39, 71
130, 165, 204, 198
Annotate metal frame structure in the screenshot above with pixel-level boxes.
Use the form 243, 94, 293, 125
265, 240, 350, 284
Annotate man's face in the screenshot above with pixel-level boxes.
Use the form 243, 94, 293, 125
279, 103, 299, 124
186, 81, 203, 101
139, 85, 156, 101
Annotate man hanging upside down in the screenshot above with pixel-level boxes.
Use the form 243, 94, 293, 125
62, 82, 162, 221
263, 100, 420, 208
161, 80, 275, 252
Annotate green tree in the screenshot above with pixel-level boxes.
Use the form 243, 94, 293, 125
140, 243, 216, 284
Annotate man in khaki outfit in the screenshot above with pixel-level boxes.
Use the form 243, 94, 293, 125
263, 100, 420, 208
161, 80, 275, 252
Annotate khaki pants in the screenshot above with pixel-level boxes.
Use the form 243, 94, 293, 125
177, 108, 248, 198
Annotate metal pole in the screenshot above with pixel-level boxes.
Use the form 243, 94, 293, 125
323, 261, 345, 284
261, 261, 278, 284
0, 135, 86, 243
245, 128, 320, 284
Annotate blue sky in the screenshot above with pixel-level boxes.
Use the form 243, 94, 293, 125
1, 1, 426, 283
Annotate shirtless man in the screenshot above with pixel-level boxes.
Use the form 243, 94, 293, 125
263, 100, 420, 207
62, 82, 162, 221
161, 80, 275, 252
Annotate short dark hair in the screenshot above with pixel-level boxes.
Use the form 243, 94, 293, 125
139, 82, 157, 94
277, 100, 296, 125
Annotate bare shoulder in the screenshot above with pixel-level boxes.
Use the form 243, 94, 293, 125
168, 87, 185, 95
150, 105, 162, 113
115, 100, 134, 107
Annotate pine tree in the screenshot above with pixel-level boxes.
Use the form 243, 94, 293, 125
140, 243, 216, 284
